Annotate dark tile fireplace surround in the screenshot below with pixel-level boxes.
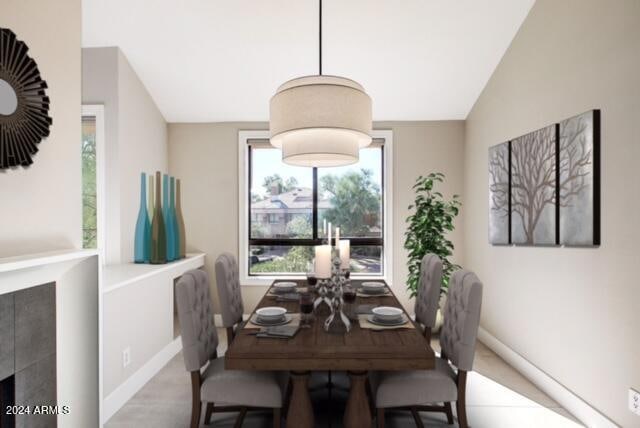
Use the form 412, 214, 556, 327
0, 283, 56, 428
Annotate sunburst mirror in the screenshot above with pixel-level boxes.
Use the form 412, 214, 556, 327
0, 27, 52, 169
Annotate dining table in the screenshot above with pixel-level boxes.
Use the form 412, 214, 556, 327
225, 279, 435, 428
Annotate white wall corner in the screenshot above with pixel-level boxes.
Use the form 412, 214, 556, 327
102, 338, 182, 425
478, 327, 619, 428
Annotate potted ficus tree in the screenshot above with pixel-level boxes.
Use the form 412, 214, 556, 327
404, 172, 461, 330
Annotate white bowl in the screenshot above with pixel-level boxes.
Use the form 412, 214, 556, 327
361, 282, 385, 291
372, 306, 403, 322
273, 282, 297, 293
256, 306, 287, 321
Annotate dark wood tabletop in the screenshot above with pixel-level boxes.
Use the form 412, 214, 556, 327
225, 279, 435, 371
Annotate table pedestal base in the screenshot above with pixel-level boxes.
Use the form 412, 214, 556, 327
286, 371, 314, 428
344, 371, 372, 428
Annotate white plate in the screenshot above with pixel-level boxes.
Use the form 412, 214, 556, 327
372, 306, 403, 322
367, 314, 409, 327
360, 286, 387, 295
251, 313, 293, 327
272, 282, 297, 293
362, 281, 385, 289
256, 306, 287, 321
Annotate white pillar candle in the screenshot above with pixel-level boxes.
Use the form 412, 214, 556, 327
315, 245, 332, 279
335, 227, 340, 247
339, 240, 350, 269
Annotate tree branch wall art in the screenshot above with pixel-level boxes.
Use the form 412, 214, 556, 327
488, 141, 510, 244
559, 110, 600, 246
511, 124, 558, 245
487, 110, 600, 247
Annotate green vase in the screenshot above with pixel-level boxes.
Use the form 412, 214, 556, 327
150, 171, 167, 264
147, 174, 154, 224
176, 179, 186, 259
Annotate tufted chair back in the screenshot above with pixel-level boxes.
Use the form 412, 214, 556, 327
414, 253, 443, 329
215, 253, 244, 328
176, 269, 219, 372
439, 269, 483, 372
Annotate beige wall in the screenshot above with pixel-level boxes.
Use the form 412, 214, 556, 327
82, 48, 121, 263
169, 121, 464, 312
0, 0, 82, 257
463, 1, 640, 426
82, 47, 168, 264
116, 49, 168, 263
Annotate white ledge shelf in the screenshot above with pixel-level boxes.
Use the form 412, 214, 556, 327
102, 253, 206, 294
0, 249, 98, 274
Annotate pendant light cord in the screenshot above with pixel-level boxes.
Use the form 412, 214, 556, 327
319, 0, 323, 75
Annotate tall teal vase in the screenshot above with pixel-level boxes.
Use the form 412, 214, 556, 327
134, 172, 151, 263
170, 177, 181, 259
164, 174, 177, 261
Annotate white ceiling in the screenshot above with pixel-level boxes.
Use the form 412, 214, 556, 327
82, 0, 534, 122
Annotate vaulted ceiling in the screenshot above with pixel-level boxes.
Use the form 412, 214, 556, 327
82, 0, 534, 122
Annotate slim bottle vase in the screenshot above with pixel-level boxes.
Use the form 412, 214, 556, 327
151, 171, 167, 264
134, 173, 151, 263
147, 174, 154, 259
148, 174, 154, 224
170, 177, 181, 260
164, 174, 176, 262
176, 179, 186, 259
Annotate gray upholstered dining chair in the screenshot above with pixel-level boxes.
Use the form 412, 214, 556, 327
414, 253, 443, 342
215, 253, 244, 345
373, 269, 483, 428
176, 269, 284, 428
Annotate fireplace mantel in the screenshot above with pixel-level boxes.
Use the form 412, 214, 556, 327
0, 249, 99, 428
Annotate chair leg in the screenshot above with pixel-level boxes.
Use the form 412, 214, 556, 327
190, 402, 201, 428
365, 378, 376, 418
233, 407, 247, 428
456, 401, 468, 428
444, 402, 454, 424
410, 407, 425, 428
273, 407, 281, 428
283, 378, 293, 415
204, 402, 214, 424
226, 326, 235, 346
376, 408, 385, 428
190, 372, 202, 428
456, 370, 469, 428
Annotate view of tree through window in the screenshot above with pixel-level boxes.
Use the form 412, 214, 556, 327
249, 144, 384, 275
82, 117, 97, 249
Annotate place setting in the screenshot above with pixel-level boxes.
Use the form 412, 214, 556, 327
355, 281, 392, 297
245, 306, 301, 338
358, 306, 413, 331
267, 281, 301, 302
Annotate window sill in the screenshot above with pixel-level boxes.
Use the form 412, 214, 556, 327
241, 274, 389, 287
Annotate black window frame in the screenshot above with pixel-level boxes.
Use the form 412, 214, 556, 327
247, 140, 385, 276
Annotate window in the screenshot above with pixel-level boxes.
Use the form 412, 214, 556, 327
82, 116, 98, 249
81, 105, 105, 259
243, 132, 391, 279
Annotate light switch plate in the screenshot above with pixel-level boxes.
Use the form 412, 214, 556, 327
629, 388, 640, 416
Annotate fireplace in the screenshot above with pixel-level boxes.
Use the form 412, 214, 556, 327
0, 283, 56, 428
0, 375, 15, 428
0, 375, 16, 428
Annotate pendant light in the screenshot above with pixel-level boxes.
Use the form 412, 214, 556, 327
269, 0, 372, 167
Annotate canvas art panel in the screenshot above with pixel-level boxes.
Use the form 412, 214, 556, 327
559, 110, 600, 246
510, 125, 558, 245
488, 142, 510, 244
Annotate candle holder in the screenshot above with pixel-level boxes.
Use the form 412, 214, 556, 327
323, 254, 351, 334
313, 279, 332, 315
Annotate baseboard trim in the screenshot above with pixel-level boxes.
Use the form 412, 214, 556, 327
478, 327, 618, 428
102, 337, 182, 424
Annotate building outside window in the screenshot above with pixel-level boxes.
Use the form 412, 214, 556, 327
246, 138, 387, 277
